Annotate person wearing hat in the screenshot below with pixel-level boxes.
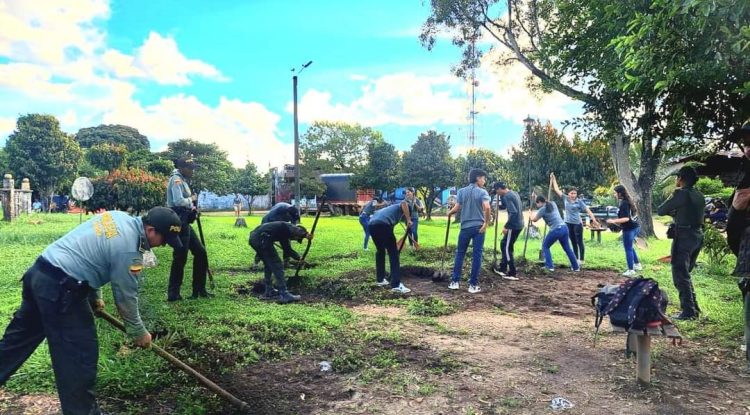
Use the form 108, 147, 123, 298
250, 202, 303, 269
248, 221, 312, 303
166, 154, 211, 301
0, 207, 182, 415
492, 181, 525, 279
657, 165, 705, 320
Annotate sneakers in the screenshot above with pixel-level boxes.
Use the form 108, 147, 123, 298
634, 263, 643, 271
578, 260, 585, 266
545, 268, 555, 273
375, 279, 390, 287
278, 291, 301, 304
572, 268, 581, 273
468, 285, 481, 294
448, 281, 460, 290
391, 283, 411, 294
622, 269, 637, 277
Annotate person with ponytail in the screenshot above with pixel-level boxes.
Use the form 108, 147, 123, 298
607, 185, 643, 276
530, 194, 580, 273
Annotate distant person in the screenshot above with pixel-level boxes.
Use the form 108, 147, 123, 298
406, 187, 424, 248
359, 196, 386, 250
530, 194, 580, 273
657, 166, 705, 320
550, 173, 600, 265
607, 185, 642, 276
447, 168, 491, 293
249, 221, 312, 303
367, 201, 413, 294
492, 182, 524, 279
0, 207, 183, 415
166, 154, 211, 301
31, 200, 41, 213
233, 193, 243, 217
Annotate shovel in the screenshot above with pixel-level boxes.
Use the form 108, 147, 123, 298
538, 179, 553, 261
290, 196, 326, 282
97, 310, 249, 412
430, 216, 453, 281
195, 212, 215, 290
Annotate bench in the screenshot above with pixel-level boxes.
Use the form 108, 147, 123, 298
611, 324, 683, 384
589, 227, 606, 243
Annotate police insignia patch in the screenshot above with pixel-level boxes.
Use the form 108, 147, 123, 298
174, 179, 182, 185
129, 264, 143, 273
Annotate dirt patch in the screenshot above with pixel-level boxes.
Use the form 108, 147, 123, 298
0, 391, 60, 415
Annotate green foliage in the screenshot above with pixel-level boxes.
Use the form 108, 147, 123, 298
454, 148, 512, 188
301, 121, 380, 173
87, 143, 128, 172
703, 226, 732, 269
75, 124, 149, 152
695, 177, 733, 200
407, 296, 455, 317
87, 168, 166, 214
0, 148, 8, 176
351, 138, 402, 192
160, 139, 235, 195
6, 114, 83, 198
403, 130, 454, 219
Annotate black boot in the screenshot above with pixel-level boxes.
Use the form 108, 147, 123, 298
671, 312, 698, 321
190, 291, 214, 299
278, 290, 301, 304
260, 286, 278, 300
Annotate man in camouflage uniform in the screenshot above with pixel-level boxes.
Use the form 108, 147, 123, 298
166, 155, 211, 301
0, 207, 183, 415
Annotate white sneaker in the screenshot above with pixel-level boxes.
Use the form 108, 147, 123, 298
634, 263, 643, 271
578, 260, 585, 266
572, 268, 581, 272
391, 283, 411, 294
375, 279, 389, 287
623, 269, 637, 277
448, 281, 459, 290
468, 285, 481, 294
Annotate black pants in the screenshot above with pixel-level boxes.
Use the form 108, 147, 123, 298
671, 227, 704, 316
567, 223, 585, 261
498, 228, 522, 276
368, 222, 401, 288
0, 258, 100, 415
249, 235, 288, 292
169, 223, 208, 298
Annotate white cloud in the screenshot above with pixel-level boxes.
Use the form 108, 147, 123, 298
0, 116, 15, 138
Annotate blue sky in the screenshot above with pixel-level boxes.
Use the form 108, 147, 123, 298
0, 0, 581, 169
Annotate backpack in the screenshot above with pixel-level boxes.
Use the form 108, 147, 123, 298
591, 278, 669, 337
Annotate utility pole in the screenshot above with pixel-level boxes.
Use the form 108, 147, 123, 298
292, 60, 313, 212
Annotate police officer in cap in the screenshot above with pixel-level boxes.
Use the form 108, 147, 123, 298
249, 221, 312, 303
166, 154, 211, 301
252, 202, 302, 269
657, 165, 705, 320
0, 207, 183, 415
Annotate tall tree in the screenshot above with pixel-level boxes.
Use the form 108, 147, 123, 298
351, 138, 402, 192
87, 143, 128, 172
233, 161, 269, 214
6, 114, 83, 208
301, 121, 381, 173
76, 124, 150, 152
403, 131, 455, 219
454, 147, 512, 187
160, 139, 235, 195
422, 0, 749, 236
0, 148, 8, 176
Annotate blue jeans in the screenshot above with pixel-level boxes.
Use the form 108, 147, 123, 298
542, 225, 579, 270
452, 226, 486, 286
622, 225, 641, 270
408, 216, 419, 245
359, 214, 371, 249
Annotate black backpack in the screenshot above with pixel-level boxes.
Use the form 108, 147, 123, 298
591, 278, 669, 336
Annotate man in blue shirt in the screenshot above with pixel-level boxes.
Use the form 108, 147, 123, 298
448, 169, 492, 293
367, 201, 413, 294
0, 207, 183, 415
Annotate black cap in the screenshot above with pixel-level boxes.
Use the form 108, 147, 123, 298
672, 166, 698, 184
143, 207, 183, 249
175, 155, 200, 169
293, 224, 308, 242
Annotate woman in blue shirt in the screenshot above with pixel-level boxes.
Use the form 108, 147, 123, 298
551, 173, 600, 265
530, 195, 580, 273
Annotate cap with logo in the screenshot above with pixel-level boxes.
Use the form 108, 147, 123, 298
175, 154, 200, 169
143, 207, 183, 249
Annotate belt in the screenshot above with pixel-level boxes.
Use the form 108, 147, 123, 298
36, 257, 90, 291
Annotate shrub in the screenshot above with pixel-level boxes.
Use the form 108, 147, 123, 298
87, 168, 167, 214
703, 226, 731, 270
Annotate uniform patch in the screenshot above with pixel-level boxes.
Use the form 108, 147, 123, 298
129, 264, 143, 273
169, 225, 181, 232
93, 212, 120, 238
174, 179, 182, 185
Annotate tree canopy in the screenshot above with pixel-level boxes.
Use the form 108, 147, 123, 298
301, 121, 382, 173
76, 124, 150, 152
403, 130, 454, 219
87, 143, 128, 172
351, 138, 402, 193
160, 139, 235, 195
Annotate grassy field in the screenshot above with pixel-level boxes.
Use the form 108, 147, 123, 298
0, 211, 743, 413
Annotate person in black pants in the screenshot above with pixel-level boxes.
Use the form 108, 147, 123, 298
492, 182, 524, 279
657, 166, 705, 320
551, 173, 600, 266
367, 201, 413, 294
249, 221, 312, 303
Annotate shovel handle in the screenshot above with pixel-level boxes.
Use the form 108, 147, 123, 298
97, 311, 249, 411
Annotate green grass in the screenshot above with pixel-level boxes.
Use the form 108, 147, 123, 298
0, 211, 744, 412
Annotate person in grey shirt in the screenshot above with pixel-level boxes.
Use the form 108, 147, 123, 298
531, 194, 580, 273
447, 168, 491, 293
368, 201, 413, 294
493, 182, 524, 279
551, 173, 600, 265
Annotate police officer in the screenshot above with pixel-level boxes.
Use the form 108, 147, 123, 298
657, 166, 705, 320
0, 207, 183, 415
262, 202, 301, 224
249, 221, 312, 303
166, 155, 211, 301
